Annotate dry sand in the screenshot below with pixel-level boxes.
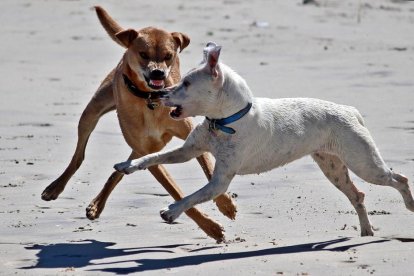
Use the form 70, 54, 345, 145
1, 0, 414, 275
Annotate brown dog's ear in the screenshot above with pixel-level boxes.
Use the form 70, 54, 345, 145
115, 29, 138, 48
171, 32, 190, 52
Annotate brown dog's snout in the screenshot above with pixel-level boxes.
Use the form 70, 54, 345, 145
149, 69, 166, 80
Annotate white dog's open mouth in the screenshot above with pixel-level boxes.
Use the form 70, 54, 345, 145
170, 105, 183, 118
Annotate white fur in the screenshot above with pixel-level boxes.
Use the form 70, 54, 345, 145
114, 45, 414, 236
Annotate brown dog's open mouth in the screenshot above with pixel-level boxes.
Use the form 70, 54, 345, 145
145, 76, 165, 90
170, 105, 183, 118
149, 79, 165, 90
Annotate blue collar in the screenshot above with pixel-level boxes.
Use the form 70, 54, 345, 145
207, 102, 252, 134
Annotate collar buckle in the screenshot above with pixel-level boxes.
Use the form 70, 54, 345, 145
146, 99, 159, 110
208, 119, 217, 132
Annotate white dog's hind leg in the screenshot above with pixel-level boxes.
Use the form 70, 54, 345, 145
312, 152, 374, 236
354, 168, 414, 212
390, 173, 414, 209
337, 125, 414, 212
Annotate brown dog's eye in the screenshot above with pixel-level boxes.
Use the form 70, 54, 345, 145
139, 52, 149, 60
183, 80, 190, 88
165, 53, 173, 61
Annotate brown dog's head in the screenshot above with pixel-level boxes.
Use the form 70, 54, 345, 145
116, 27, 190, 91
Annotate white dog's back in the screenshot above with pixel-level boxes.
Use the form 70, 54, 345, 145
234, 97, 369, 175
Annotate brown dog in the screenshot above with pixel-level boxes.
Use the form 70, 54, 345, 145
41, 6, 236, 242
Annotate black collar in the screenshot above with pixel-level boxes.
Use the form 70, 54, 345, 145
122, 74, 168, 110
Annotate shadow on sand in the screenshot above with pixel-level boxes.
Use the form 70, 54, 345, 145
22, 237, 389, 274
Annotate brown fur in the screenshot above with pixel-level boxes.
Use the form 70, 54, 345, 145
41, 6, 236, 242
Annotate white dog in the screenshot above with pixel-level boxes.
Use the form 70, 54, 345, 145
115, 42, 414, 236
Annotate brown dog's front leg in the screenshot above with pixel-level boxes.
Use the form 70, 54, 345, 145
86, 170, 125, 220
42, 76, 116, 201
148, 164, 225, 242
196, 153, 237, 220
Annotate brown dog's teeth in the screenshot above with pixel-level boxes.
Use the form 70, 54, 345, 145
150, 79, 164, 87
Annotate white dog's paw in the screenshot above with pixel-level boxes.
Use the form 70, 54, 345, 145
160, 205, 181, 224
114, 159, 148, 174
113, 161, 132, 174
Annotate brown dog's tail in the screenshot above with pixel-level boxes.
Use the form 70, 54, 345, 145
94, 6, 125, 48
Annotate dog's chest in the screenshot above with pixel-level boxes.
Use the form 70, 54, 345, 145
117, 104, 172, 147
233, 133, 298, 175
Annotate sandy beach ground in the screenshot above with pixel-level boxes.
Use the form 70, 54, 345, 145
1, 0, 414, 275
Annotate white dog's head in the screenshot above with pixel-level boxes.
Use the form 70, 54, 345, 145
161, 42, 225, 120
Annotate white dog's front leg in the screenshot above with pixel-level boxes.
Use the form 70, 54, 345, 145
114, 143, 205, 175
160, 168, 235, 223
113, 154, 157, 174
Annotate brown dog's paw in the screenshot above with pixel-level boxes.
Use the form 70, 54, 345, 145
214, 193, 237, 220
193, 214, 225, 243
86, 201, 104, 220
200, 218, 226, 243
41, 182, 64, 201
185, 207, 225, 243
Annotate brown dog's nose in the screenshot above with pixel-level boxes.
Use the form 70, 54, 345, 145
149, 69, 166, 80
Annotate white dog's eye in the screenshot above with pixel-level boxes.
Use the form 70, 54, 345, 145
183, 80, 190, 88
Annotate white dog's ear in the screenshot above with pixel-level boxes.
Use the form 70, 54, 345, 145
202, 42, 217, 63
203, 43, 221, 78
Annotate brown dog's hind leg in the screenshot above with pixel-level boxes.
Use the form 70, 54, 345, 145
149, 164, 225, 242
42, 72, 116, 201
196, 152, 237, 220
312, 152, 374, 236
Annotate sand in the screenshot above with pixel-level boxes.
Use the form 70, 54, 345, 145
1, 0, 414, 275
